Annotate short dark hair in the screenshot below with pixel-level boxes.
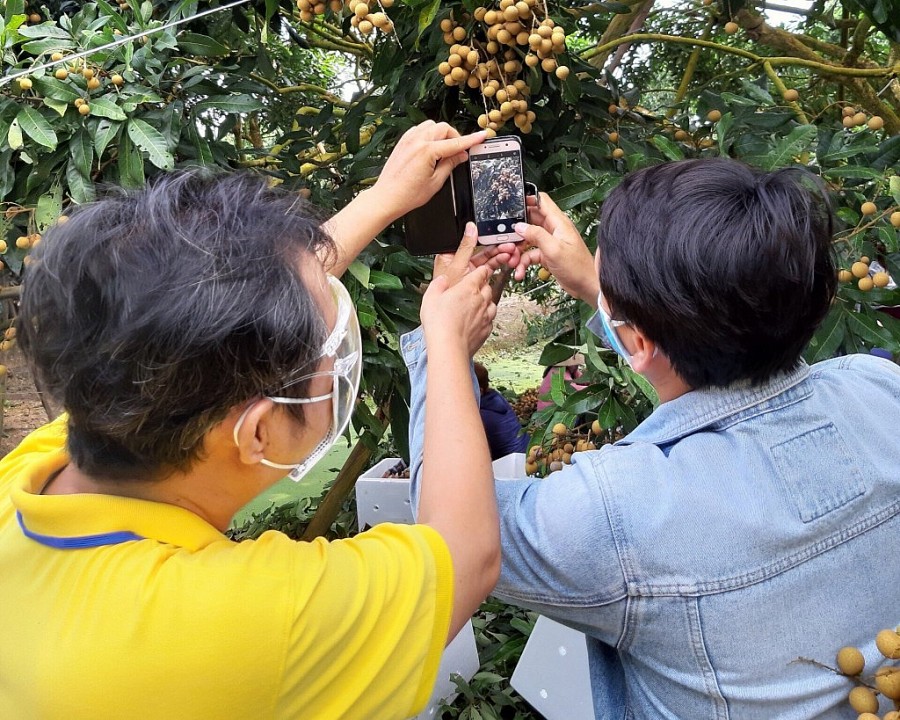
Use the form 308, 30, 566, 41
473, 362, 489, 392
19, 171, 336, 482
597, 158, 836, 388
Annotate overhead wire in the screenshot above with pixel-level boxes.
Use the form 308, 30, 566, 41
0, 0, 253, 87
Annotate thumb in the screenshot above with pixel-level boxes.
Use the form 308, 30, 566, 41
514, 221, 551, 249
450, 222, 479, 270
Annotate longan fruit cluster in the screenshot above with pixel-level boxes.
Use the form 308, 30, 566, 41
0, 327, 16, 353
510, 387, 538, 424
296, 0, 395, 35
842, 105, 885, 131
838, 628, 900, 717
437, 1, 571, 137
525, 418, 610, 476
838, 256, 891, 292
34, 52, 121, 118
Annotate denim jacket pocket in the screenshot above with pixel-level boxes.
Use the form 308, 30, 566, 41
770, 423, 865, 523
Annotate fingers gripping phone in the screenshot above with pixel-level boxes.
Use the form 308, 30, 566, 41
468, 138, 527, 245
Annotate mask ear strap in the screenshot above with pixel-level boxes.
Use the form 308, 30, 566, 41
232, 403, 256, 448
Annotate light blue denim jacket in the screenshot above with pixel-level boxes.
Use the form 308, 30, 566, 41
402, 326, 900, 720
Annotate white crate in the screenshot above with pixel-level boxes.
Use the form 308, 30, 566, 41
413, 620, 480, 719
355, 458, 481, 718
492, 452, 526, 479
356, 458, 415, 530
510, 615, 595, 720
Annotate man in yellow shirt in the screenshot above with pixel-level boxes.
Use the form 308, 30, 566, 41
0, 122, 503, 720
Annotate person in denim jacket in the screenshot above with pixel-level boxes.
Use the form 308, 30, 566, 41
404, 158, 900, 719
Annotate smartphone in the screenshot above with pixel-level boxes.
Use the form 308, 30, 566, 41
468, 137, 527, 245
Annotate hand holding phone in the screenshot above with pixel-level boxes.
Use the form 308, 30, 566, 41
468, 138, 527, 245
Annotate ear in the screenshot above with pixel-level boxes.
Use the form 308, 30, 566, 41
626, 327, 659, 376
231, 399, 276, 465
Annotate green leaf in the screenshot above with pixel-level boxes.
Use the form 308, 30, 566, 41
35, 184, 62, 231
22, 37, 76, 54
69, 128, 93, 179
890, 175, 900, 207
759, 124, 817, 171
88, 96, 127, 121
803, 304, 845, 364
552, 180, 597, 211
7, 117, 23, 150
17, 22, 72, 39
16, 106, 57, 150
368, 269, 403, 290
347, 260, 371, 287
651, 134, 685, 162
32, 76, 81, 103
93, 119, 121, 159
845, 309, 894, 349
193, 95, 264, 114
823, 166, 884, 181
118, 133, 145, 188
42, 97, 68, 117
127, 118, 174, 170
177, 32, 230, 56
623, 366, 659, 406
550, 369, 566, 406
66, 161, 95, 204
417, 0, 441, 38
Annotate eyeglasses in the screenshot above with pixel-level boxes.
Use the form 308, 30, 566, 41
233, 274, 362, 481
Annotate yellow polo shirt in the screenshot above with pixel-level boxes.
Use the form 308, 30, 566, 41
0, 418, 453, 720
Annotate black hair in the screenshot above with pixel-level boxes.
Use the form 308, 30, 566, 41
473, 362, 489, 392
597, 158, 836, 388
18, 171, 336, 482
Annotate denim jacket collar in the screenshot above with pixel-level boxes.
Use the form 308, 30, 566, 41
617, 361, 811, 447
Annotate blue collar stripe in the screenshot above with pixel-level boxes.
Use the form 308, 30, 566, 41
16, 511, 144, 549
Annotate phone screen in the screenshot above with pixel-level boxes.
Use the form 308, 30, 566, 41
469, 149, 526, 237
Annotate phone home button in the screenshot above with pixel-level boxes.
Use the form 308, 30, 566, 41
496, 234, 508, 242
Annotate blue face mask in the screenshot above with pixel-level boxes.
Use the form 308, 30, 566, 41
586, 289, 634, 368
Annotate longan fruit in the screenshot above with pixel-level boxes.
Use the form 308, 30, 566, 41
549, 460, 563, 472
525, 461, 538, 475
873, 272, 889, 288
591, 419, 602, 435
18, 77, 32, 90
842, 106, 856, 118
448, 53, 462, 68
851, 261, 870, 278
837, 269, 853, 283
0, 364, 6, 377
15, 236, 30, 249
78, 103, 91, 116
891, 211, 900, 228
875, 667, 900, 700
477, 114, 489, 129
723, 21, 739, 34
885, 711, 900, 720
449, 66, 467, 82
562, 452, 572, 464
81, 68, 94, 79
473, 7, 487, 21
55, 68, 68, 80
51, 51, 64, 62
484, 128, 497, 139
438, 61, 451, 76
4, 327, 15, 340
0, 340, 12, 352
74, 97, 84, 107
608, 131, 619, 143
439, 18, 453, 32
370, 12, 387, 27
856, 713, 879, 720
555, 65, 570, 80
29, 12, 41, 23
836, 646, 865, 675
860, 256, 870, 264
876, 629, 900, 659
858, 276, 874, 292
608, 102, 619, 115
525, 53, 539, 67
842, 116, 856, 128
867, 116, 884, 131
552, 422, 568, 436
57, 214, 69, 224
452, 26, 466, 41
853, 112, 867, 126
583, 440, 596, 451
87, 77, 100, 90
707, 109, 722, 122
674, 129, 689, 141
612, 148, 625, 159
488, 109, 502, 123
782, 88, 799, 102
861, 201, 877, 216
563, 442, 574, 453
848, 686, 879, 714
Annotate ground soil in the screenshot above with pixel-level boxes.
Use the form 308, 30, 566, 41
1, 345, 52, 458
0, 291, 546, 459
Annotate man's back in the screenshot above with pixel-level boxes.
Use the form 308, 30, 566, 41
492, 354, 900, 719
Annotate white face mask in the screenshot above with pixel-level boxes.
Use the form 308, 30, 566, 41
233, 274, 362, 481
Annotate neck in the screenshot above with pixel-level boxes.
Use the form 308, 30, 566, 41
44, 461, 268, 532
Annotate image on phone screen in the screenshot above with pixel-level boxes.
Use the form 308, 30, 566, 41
470, 150, 526, 238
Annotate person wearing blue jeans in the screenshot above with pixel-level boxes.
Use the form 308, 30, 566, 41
405, 158, 900, 719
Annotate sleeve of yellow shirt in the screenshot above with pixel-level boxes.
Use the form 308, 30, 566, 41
0, 415, 68, 493
272, 522, 454, 720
